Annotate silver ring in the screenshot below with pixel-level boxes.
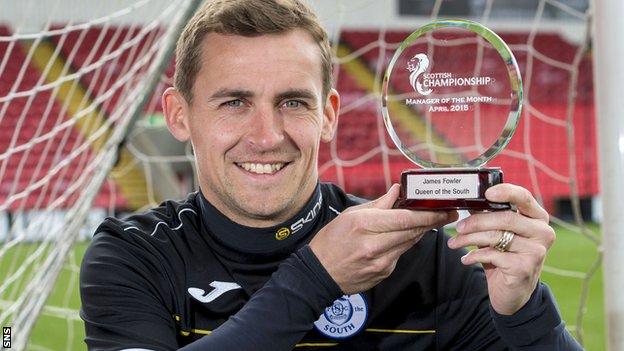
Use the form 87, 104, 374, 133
494, 230, 515, 252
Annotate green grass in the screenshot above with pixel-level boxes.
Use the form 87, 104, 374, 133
0, 242, 88, 350
1, 225, 605, 350
542, 223, 604, 350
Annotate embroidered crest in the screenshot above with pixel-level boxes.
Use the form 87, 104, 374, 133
314, 294, 368, 339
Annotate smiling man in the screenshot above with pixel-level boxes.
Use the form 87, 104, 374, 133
79, 1, 582, 350
165, 28, 337, 227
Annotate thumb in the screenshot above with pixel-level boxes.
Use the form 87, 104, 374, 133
353, 184, 401, 211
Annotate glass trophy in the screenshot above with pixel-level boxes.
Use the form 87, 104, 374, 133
381, 19, 522, 210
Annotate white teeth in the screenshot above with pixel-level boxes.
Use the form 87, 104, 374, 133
237, 162, 286, 174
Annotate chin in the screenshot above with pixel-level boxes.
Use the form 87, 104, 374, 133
234, 192, 290, 216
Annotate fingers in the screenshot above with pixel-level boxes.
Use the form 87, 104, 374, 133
365, 230, 424, 267
459, 245, 546, 276
349, 184, 400, 212
451, 184, 552, 316
361, 208, 455, 234
374, 183, 401, 209
460, 245, 543, 315
460, 247, 511, 269
345, 209, 451, 273
348, 183, 458, 234
366, 226, 430, 254
485, 184, 549, 222
385, 231, 428, 260
366, 231, 428, 281
347, 211, 445, 261
455, 211, 555, 247
448, 230, 547, 253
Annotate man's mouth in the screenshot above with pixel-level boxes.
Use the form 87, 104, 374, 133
236, 162, 289, 175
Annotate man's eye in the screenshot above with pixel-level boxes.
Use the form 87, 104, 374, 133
283, 100, 304, 109
224, 99, 244, 107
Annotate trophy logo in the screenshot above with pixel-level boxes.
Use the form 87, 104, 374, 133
382, 19, 523, 210
407, 53, 432, 96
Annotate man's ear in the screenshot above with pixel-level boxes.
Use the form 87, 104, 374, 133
321, 88, 340, 143
162, 87, 191, 142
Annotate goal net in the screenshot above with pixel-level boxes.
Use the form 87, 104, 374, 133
0, 0, 602, 349
0, 0, 202, 349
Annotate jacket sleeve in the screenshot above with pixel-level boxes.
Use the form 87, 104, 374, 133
80, 232, 180, 351
434, 231, 582, 350
179, 245, 342, 350
81, 231, 341, 351
490, 282, 584, 350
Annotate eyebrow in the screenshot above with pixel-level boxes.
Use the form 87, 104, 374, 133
273, 89, 317, 105
209, 89, 254, 100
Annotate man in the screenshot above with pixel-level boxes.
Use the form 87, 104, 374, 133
79, 0, 583, 350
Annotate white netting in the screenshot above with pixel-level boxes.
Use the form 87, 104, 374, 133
0, 0, 201, 349
317, 1, 600, 347
0, 0, 603, 349
317, 0, 600, 346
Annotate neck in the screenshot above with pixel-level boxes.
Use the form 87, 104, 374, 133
196, 184, 324, 260
199, 184, 318, 228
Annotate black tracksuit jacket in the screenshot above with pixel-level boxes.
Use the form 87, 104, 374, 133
80, 183, 582, 350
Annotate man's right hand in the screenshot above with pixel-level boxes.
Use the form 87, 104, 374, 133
309, 184, 457, 294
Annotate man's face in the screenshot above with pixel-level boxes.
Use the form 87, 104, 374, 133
164, 29, 339, 227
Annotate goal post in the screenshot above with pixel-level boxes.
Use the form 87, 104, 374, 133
592, 0, 624, 349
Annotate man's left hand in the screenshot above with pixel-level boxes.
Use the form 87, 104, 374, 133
447, 183, 556, 315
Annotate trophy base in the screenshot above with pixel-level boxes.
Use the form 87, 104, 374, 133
395, 168, 510, 211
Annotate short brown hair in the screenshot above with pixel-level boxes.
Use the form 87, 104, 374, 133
174, 0, 333, 103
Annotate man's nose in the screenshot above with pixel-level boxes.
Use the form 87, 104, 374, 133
245, 105, 285, 150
